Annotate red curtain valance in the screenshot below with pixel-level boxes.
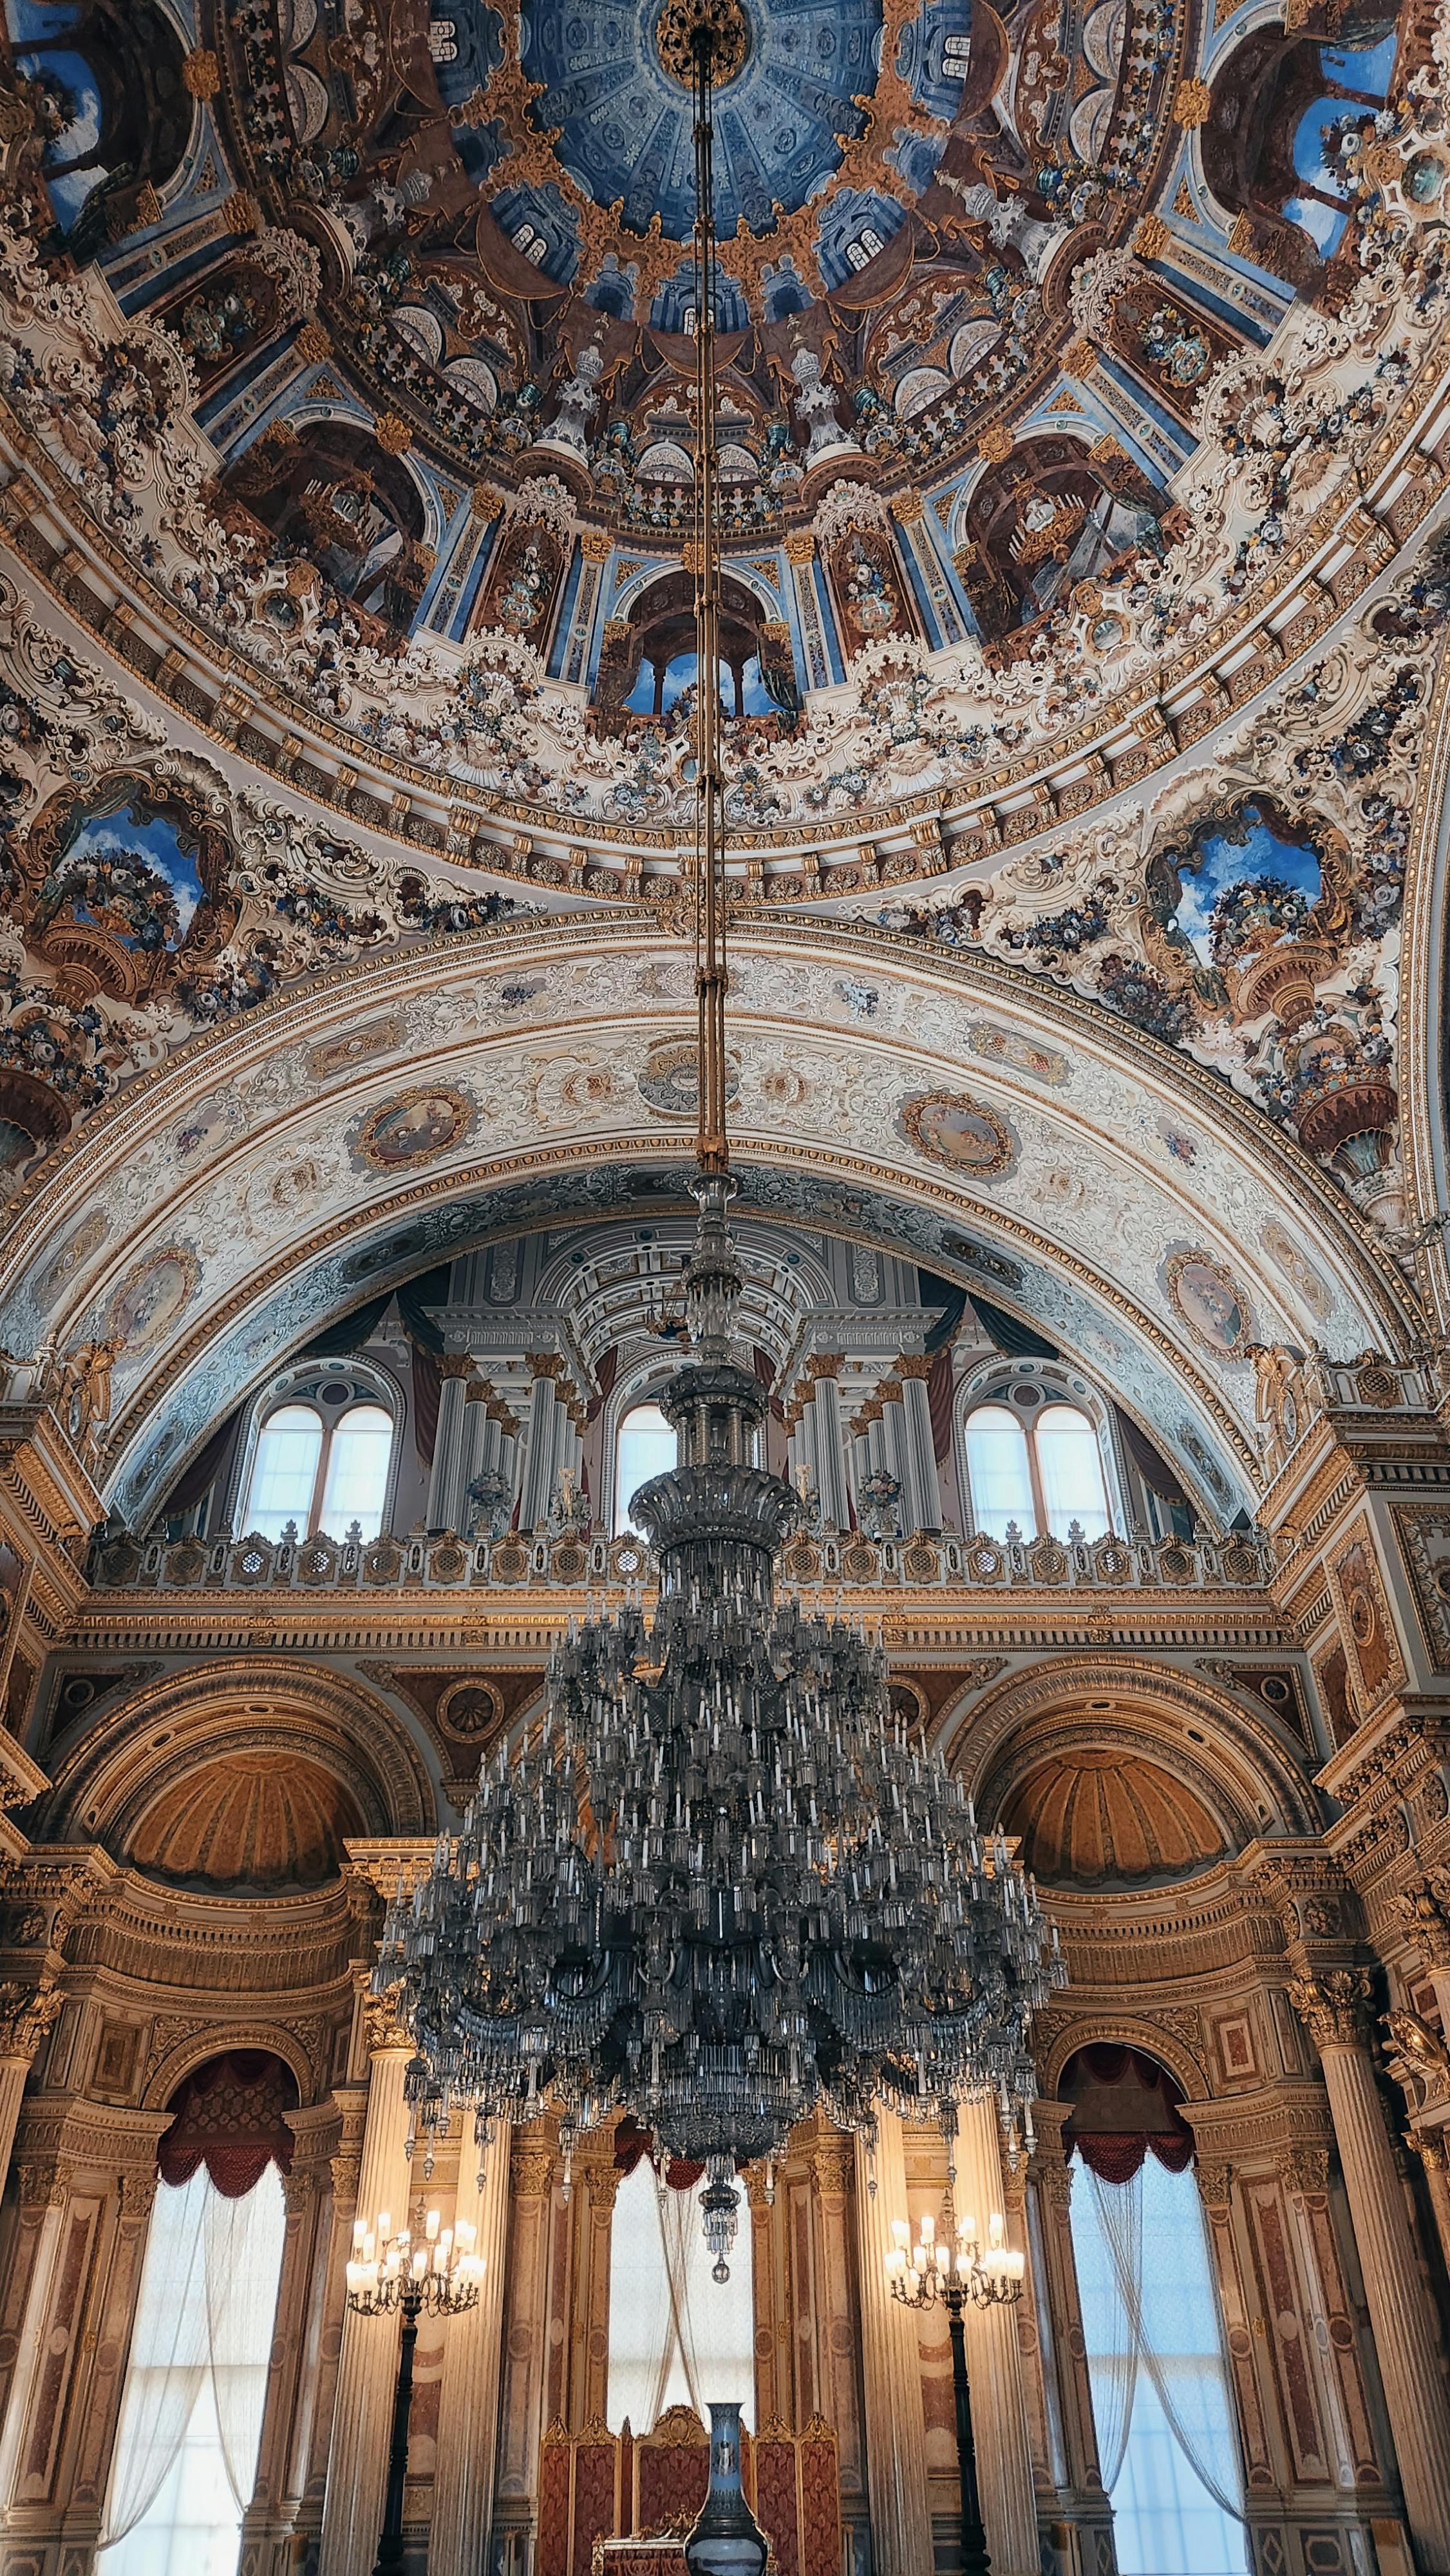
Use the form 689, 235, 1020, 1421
1062, 2042, 1196, 2184
157, 2050, 297, 2199
613, 2116, 708, 2192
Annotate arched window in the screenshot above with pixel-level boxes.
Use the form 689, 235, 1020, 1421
1062, 2048, 1247, 2576
607, 2151, 755, 2434
99, 2052, 294, 2576
243, 1397, 394, 1540
614, 1402, 677, 1533
964, 1403, 1035, 1539
963, 1395, 1112, 1541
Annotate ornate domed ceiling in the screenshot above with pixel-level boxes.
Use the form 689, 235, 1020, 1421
0, 0, 1449, 1517
128, 1748, 364, 1886
1001, 1747, 1229, 1885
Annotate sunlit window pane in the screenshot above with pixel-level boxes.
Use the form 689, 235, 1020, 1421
607, 2157, 755, 2435
1071, 2155, 1247, 2576
243, 1405, 322, 1540
616, 1403, 676, 1532
965, 1403, 1035, 1539
1036, 1403, 1110, 1540
319, 1403, 393, 1539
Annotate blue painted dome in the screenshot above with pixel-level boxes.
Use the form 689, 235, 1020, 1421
516, 0, 887, 240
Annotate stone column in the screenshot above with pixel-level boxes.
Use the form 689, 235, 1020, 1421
809, 2130, 865, 2503
239, 2106, 337, 2576
954, 2095, 1040, 2576
493, 2129, 558, 2565
427, 1354, 478, 1531
1026, 2112, 1115, 2573
0, 1986, 61, 2202
520, 1359, 574, 1533
894, 1359, 943, 1536
317, 2030, 415, 2576
1291, 1973, 1450, 2570
1407, 2129, 1450, 2278
805, 1359, 851, 1533
430, 2126, 513, 2576
855, 2112, 932, 2576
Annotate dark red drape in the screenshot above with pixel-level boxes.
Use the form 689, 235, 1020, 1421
1063, 2042, 1196, 2183
156, 2050, 298, 2199
614, 2116, 704, 2190
927, 1349, 955, 1464
411, 1343, 442, 1466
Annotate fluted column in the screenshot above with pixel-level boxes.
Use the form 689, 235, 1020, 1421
894, 1359, 943, 1535
240, 2107, 337, 2576
809, 2129, 865, 2499
855, 2112, 932, 2576
0, 1986, 61, 2200
494, 2127, 558, 2552
427, 1354, 478, 1530
317, 2031, 415, 2576
806, 1359, 850, 1532
430, 2128, 513, 2576
1407, 2129, 1450, 2278
1291, 1974, 1450, 2570
1026, 2108, 1113, 2565
954, 2095, 1040, 2576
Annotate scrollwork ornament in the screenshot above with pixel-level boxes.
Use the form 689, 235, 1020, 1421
1395, 1869, 1450, 1968
511, 2144, 558, 2194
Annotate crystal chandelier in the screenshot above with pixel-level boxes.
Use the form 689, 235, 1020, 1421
374, 0, 1064, 2280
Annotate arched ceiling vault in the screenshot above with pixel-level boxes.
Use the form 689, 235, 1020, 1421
0, 914, 1420, 1525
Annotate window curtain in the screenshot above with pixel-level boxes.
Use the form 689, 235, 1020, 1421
1085, 2164, 1246, 2523
203, 2172, 289, 2510
607, 2145, 755, 2434
99, 2169, 212, 2547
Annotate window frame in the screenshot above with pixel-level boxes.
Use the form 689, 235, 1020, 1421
956, 1363, 1125, 1542
230, 1361, 403, 1544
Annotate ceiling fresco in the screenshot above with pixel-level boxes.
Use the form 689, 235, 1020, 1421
0, 0, 1448, 1522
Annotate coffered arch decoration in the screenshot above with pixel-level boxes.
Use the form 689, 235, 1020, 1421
943, 1656, 1324, 1861
0, 922, 1419, 1530
33, 1659, 438, 1862
1032, 2009, 1217, 2107
139, 2022, 328, 2118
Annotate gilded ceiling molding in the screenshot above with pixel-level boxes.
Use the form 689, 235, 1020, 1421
36, 1656, 438, 1844
940, 1652, 1324, 1837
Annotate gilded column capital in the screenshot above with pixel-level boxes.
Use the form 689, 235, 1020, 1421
438, 1352, 478, 1383
587, 2158, 623, 2213
1276, 2145, 1332, 2199
894, 1353, 935, 1381
1405, 2126, 1449, 2175
511, 2142, 557, 2195
15, 2152, 76, 2209
810, 2133, 855, 2197
1194, 2159, 1236, 2211
361, 1985, 412, 2055
1030, 2154, 1073, 2214
0, 1978, 62, 2061
1288, 1969, 1375, 2051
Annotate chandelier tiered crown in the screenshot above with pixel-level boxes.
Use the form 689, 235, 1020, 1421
374, 2, 1064, 2277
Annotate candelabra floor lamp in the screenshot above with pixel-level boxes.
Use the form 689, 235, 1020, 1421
887, 2199, 1026, 2576
345, 2207, 484, 2575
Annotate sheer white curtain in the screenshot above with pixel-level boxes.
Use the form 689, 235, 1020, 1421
607, 2160, 755, 2434
100, 2164, 288, 2576
203, 2174, 289, 2509
98, 2168, 212, 2549
964, 1405, 1035, 1538
1071, 2155, 1248, 2576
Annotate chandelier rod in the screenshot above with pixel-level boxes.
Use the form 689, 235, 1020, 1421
691, 21, 729, 1181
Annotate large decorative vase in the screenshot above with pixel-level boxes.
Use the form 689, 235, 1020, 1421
684, 2405, 769, 2576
